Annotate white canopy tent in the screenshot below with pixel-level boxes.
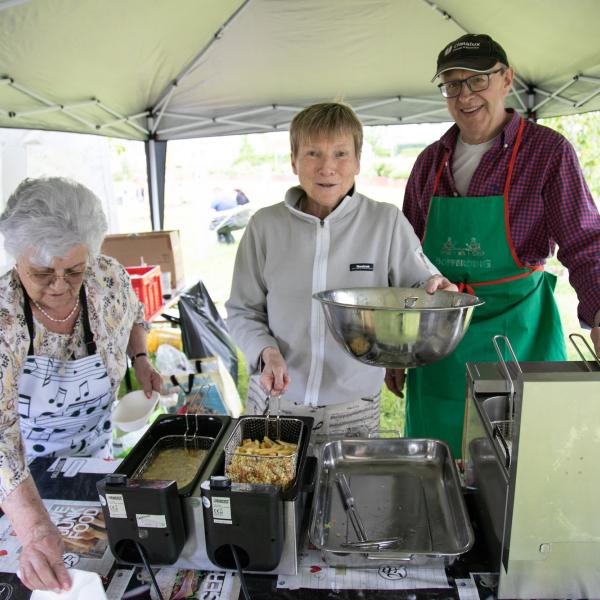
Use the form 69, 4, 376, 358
1, 0, 600, 226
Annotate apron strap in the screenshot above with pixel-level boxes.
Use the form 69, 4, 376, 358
503, 118, 525, 198
22, 285, 35, 356
503, 118, 529, 270
458, 266, 545, 294
78, 284, 97, 355
22, 282, 96, 356
432, 149, 450, 197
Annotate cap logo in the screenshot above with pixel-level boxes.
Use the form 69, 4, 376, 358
444, 45, 453, 56
452, 41, 481, 52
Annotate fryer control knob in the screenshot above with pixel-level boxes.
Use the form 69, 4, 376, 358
105, 473, 127, 486
210, 475, 231, 490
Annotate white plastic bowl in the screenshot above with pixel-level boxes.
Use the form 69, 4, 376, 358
113, 390, 160, 432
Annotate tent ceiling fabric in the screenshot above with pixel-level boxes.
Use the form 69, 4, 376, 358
1, 0, 600, 141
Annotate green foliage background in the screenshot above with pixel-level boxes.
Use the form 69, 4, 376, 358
541, 112, 600, 206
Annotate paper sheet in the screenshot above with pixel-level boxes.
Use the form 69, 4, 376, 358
455, 578, 480, 600
106, 567, 240, 600
277, 545, 450, 591
31, 569, 107, 600
47, 457, 122, 477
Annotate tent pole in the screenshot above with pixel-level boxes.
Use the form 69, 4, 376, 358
527, 85, 537, 122
146, 117, 162, 231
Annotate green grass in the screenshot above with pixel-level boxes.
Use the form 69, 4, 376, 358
380, 384, 405, 435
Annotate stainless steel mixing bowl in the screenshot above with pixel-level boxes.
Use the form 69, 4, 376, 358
313, 287, 484, 368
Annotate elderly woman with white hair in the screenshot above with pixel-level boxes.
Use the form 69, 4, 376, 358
0, 177, 161, 592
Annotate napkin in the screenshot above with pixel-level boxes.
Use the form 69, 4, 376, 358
31, 569, 107, 600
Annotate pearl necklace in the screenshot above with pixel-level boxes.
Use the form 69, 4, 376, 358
32, 297, 80, 323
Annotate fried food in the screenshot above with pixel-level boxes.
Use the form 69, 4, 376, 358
141, 447, 207, 488
348, 335, 371, 356
226, 436, 298, 487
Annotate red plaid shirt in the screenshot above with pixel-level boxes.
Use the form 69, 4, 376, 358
403, 110, 600, 327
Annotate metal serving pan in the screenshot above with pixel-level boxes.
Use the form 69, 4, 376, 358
309, 438, 473, 567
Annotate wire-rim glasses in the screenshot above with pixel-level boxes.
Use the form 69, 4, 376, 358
26, 267, 87, 287
438, 69, 505, 98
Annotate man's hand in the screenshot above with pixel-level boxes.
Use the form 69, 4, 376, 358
133, 356, 162, 398
260, 346, 291, 396
385, 368, 406, 397
18, 522, 71, 592
425, 274, 458, 293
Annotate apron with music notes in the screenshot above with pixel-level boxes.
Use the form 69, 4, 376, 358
17, 284, 114, 458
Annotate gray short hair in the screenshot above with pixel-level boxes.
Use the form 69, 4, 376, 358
0, 177, 107, 266
290, 102, 363, 158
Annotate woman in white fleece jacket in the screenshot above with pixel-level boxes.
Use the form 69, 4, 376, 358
226, 103, 455, 438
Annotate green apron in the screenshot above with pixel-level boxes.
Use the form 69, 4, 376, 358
405, 119, 566, 457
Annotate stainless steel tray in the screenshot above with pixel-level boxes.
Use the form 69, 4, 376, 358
309, 438, 473, 567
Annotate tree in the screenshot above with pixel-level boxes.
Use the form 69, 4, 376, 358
541, 112, 600, 208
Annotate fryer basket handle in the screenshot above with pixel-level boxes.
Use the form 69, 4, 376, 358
492, 335, 522, 419
568, 333, 600, 371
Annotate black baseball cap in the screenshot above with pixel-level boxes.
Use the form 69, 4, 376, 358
432, 34, 509, 81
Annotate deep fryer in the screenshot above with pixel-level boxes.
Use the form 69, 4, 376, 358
97, 413, 315, 575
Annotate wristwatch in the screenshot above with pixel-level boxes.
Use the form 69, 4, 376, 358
130, 352, 148, 366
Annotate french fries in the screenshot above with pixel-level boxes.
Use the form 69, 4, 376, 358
226, 436, 298, 487
234, 436, 297, 457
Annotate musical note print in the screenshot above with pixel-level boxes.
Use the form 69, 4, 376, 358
49, 387, 67, 408
43, 357, 55, 386
19, 351, 113, 457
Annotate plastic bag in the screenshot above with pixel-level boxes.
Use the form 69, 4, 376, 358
155, 344, 193, 376
176, 281, 239, 383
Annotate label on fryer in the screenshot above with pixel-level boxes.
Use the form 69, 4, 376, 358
212, 496, 232, 523
106, 493, 127, 518
136, 514, 167, 528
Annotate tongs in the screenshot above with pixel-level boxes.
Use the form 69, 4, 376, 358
336, 473, 403, 550
262, 386, 281, 441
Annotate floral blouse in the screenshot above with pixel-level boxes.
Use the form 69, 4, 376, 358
0, 255, 147, 502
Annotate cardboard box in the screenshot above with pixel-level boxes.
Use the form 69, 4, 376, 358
101, 230, 185, 291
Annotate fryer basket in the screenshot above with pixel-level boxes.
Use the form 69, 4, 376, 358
223, 416, 304, 488
491, 420, 513, 468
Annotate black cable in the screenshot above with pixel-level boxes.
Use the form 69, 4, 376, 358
134, 541, 165, 600
230, 544, 252, 600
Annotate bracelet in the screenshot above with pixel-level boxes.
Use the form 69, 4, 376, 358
130, 352, 148, 366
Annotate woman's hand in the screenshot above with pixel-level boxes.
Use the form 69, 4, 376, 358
133, 356, 162, 399
18, 521, 71, 592
385, 368, 406, 397
260, 346, 290, 396
425, 274, 458, 293
2, 477, 71, 592
591, 326, 600, 358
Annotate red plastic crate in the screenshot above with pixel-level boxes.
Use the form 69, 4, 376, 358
126, 265, 164, 321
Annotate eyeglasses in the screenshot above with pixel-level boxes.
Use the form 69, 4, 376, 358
26, 267, 87, 287
438, 69, 505, 98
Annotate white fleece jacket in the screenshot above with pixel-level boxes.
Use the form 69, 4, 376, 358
225, 186, 439, 407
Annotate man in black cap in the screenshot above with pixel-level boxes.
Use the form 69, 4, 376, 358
393, 34, 600, 457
